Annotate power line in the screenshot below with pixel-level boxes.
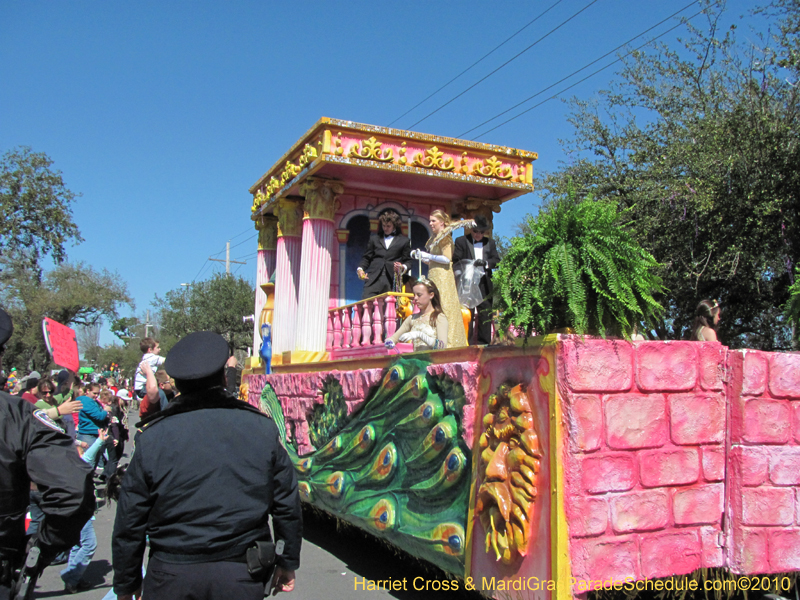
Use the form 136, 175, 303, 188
407, 0, 601, 129
458, 0, 702, 138
471, 2, 717, 139
228, 233, 258, 252
388, 0, 565, 126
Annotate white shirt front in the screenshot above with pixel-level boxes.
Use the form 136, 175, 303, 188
473, 240, 484, 261
383, 235, 395, 249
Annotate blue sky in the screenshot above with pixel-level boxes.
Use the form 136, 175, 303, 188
1, 0, 756, 346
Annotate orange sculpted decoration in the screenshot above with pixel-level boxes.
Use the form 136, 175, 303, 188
476, 383, 542, 564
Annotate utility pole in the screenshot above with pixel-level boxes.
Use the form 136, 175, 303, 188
145, 309, 152, 339
209, 241, 246, 275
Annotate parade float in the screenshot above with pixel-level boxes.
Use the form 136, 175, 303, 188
241, 118, 800, 599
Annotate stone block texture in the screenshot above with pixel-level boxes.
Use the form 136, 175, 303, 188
559, 339, 800, 585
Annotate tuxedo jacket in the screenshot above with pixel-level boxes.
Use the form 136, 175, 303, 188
358, 234, 412, 298
453, 234, 500, 297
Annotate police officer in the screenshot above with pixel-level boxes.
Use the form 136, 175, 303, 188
112, 331, 302, 600
0, 309, 95, 600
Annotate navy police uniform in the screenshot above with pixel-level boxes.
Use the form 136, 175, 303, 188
112, 331, 302, 599
1, 307, 94, 599
0, 393, 95, 599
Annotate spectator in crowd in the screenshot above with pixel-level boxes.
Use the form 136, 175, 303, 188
133, 337, 165, 399
76, 383, 110, 469
137, 361, 162, 420
691, 299, 721, 342
19, 372, 41, 404
60, 429, 110, 594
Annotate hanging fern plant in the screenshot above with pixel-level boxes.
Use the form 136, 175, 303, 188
494, 184, 664, 338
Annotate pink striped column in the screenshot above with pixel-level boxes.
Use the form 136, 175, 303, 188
295, 178, 344, 354
271, 198, 304, 356
253, 216, 277, 353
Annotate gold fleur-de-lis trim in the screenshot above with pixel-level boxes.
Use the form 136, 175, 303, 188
473, 156, 513, 180
349, 136, 393, 162
412, 146, 455, 171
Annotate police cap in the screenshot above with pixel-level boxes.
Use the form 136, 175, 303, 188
163, 331, 229, 380
0, 308, 13, 348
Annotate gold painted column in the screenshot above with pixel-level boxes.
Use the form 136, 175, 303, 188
252, 215, 278, 361
271, 198, 305, 358
294, 177, 344, 356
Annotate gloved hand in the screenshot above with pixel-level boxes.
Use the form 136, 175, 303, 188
410, 249, 421, 260
384, 339, 395, 349
399, 331, 436, 346
473, 259, 487, 268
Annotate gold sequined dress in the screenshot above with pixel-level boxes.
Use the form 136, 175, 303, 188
426, 235, 468, 348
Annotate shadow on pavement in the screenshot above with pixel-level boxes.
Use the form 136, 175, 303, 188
302, 505, 486, 600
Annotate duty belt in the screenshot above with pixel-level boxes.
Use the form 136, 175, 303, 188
150, 546, 248, 564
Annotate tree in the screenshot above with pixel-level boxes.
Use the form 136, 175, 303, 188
76, 323, 101, 364
154, 273, 255, 353
536, 2, 800, 349
0, 146, 82, 275
1, 261, 133, 371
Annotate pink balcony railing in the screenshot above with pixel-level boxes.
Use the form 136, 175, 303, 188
327, 292, 414, 359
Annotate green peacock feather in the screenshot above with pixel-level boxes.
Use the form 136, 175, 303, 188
261, 356, 471, 576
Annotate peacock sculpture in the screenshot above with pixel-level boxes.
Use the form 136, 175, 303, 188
260, 357, 471, 575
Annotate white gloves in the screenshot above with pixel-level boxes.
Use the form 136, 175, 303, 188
399, 331, 437, 347
410, 249, 449, 265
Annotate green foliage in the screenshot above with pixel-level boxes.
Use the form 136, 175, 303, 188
154, 273, 255, 353
538, 3, 800, 349
494, 184, 663, 338
0, 261, 132, 371
786, 266, 800, 346
308, 375, 348, 449
0, 147, 82, 274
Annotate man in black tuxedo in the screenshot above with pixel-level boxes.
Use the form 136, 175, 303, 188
357, 209, 412, 299
453, 215, 500, 345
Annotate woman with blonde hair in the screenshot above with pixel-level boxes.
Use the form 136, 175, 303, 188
386, 278, 448, 351
410, 210, 468, 348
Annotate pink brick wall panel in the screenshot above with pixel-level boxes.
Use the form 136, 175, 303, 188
732, 529, 770, 574
561, 339, 634, 392
581, 454, 637, 494
769, 448, 800, 486
795, 403, 800, 443
743, 399, 791, 444
636, 342, 698, 392
567, 497, 609, 538
699, 343, 726, 391
669, 393, 725, 445
610, 490, 670, 533
734, 447, 769, 486
640, 531, 701, 579
769, 353, 800, 398
797, 489, 800, 525
640, 448, 700, 487
700, 526, 724, 567
567, 394, 603, 453
769, 530, 800, 571
605, 394, 667, 450
742, 351, 769, 396
571, 538, 640, 585
673, 484, 724, 526
741, 488, 795, 526
701, 447, 725, 482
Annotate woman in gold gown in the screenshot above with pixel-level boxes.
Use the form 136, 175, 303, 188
410, 210, 468, 348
